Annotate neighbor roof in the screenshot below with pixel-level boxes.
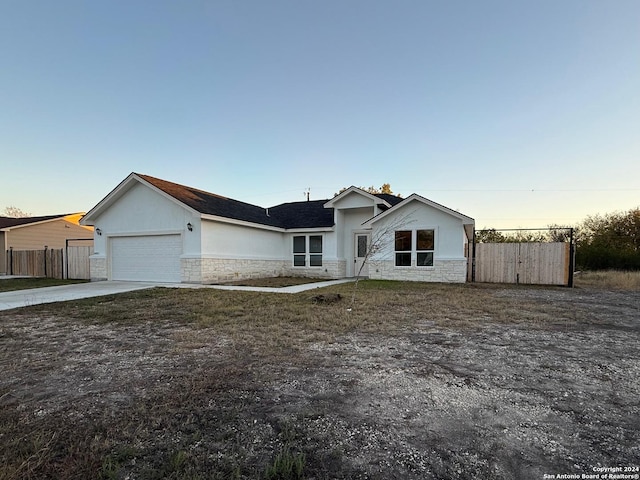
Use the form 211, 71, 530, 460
0, 215, 70, 230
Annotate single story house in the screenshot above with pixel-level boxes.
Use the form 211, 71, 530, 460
80, 173, 474, 283
1, 213, 94, 275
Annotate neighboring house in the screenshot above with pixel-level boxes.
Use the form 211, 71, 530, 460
80, 173, 474, 284
1, 214, 94, 275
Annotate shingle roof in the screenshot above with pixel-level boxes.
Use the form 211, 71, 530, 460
267, 200, 335, 228
0, 215, 68, 230
373, 193, 404, 207
136, 174, 406, 230
137, 174, 335, 229
138, 174, 285, 227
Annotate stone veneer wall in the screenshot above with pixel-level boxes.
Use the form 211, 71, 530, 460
369, 259, 468, 283
89, 256, 107, 281
181, 257, 286, 284
282, 259, 346, 280
182, 258, 347, 284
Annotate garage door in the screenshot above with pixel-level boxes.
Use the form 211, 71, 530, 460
110, 235, 182, 282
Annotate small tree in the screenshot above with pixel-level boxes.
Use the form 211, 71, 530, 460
349, 210, 416, 308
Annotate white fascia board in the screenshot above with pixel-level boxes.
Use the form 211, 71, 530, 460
284, 226, 334, 233
201, 214, 286, 232
323, 186, 391, 209
81, 173, 199, 225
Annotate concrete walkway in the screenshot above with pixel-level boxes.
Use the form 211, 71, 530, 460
200, 278, 355, 294
0, 279, 355, 311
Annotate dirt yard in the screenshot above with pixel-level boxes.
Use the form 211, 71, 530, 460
1, 281, 638, 479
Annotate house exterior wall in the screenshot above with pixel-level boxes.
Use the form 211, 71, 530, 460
368, 201, 469, 283
339, 208, 375, 277
183, 224, 340, 283
189, 220, 287, 283
282, 230, 341, 279
88, 183, 198, 281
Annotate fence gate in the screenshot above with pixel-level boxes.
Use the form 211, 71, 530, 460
474, 242, 572, 286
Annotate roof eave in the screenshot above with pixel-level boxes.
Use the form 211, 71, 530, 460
81, 173, 200, 226
363, 194, 475, 227
323, 186, 392, 209
201, 214, 285, 232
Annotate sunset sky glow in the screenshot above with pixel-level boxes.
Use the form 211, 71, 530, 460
1, 1, 638, 228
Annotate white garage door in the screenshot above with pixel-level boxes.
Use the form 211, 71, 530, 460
110, 235, 182, 282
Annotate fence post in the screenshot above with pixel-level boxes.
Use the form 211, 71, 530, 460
44, 245, 48, 278
568, 228, 575, 288
9, 247, 13, 275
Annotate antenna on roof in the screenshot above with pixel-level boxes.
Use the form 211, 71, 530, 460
304, 188, 310, 202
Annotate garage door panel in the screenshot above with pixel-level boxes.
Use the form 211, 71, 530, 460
111, 235, 182, 282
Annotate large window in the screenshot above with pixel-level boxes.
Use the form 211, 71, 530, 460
416, 229, 435, 266
394, 229, 435, 267
395, 231, 412, 266
293, 235, 323, 267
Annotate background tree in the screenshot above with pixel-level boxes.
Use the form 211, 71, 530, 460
2, 206, 30, 218
336, 184, 402, 197
576, 207, 640, 270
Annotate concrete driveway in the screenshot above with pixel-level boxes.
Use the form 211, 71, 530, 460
0, 278, 356, 312
0, 281, 159, 311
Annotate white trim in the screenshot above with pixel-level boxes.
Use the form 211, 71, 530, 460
323, 186, 392, 209
200, 214, 285, 232
103, 229, 184, 237
285, 226, 334, 233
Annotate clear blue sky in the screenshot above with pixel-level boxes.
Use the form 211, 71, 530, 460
1, 0, 638, 228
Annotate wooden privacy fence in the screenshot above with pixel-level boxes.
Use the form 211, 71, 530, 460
66, 245, 94, 279
474, 242, 573, 286
6, 245, 93, 279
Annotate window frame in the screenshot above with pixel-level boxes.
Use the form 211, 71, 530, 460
416, 229, 435, 267
394, 228, 436, 268
292, 234, 323, 268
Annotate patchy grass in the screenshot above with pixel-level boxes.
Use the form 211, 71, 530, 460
0, 277, 87, 292
1, 281, 639, 479
574, 269, 640, 291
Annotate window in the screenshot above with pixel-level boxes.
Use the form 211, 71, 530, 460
394, 229, 435, 267
395, 231, 412, 266
293, 236, 306, 266
416, 229, 434, 267
293, 235, 323, 267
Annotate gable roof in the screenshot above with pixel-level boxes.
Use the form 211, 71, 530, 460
364, 193, 475, 239
0, 214, 73, 230
323, 186, 403, 210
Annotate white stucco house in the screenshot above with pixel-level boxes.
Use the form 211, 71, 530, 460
80, 173, 474, 284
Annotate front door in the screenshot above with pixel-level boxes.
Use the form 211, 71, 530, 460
354, 233, 371, 277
